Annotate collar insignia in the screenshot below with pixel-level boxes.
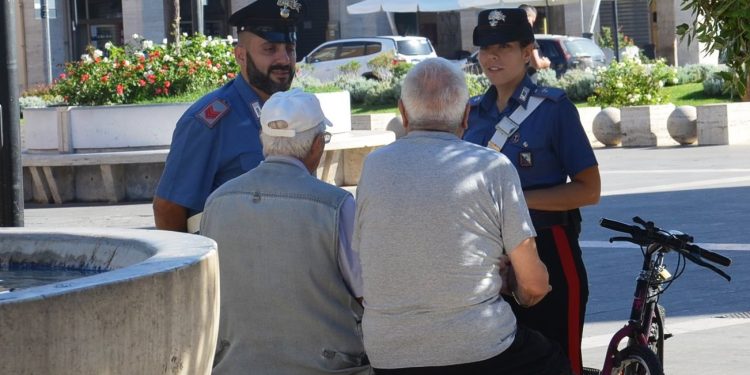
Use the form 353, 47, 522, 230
488, 10, 505, 27
519, 87, 530, 102
277, 0, 301, 18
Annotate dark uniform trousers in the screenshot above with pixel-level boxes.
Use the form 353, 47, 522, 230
504, 212, 589, 375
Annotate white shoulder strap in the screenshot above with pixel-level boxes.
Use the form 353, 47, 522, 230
487, 96, 545, 152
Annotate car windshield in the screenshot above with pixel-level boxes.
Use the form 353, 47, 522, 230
564, 39, 604, 58
396, 39, 433, 55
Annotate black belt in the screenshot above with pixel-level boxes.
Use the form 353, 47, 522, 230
529, 209, 581, 230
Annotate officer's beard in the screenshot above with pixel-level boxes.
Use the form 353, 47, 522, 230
245, 52, 295, 96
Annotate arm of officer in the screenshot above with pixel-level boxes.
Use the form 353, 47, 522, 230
523, 165, 601, 211
530, 49, 551, 70
153, 196, 189, 232
506, 237, 550, 307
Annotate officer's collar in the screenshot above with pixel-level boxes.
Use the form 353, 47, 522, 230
479, 75, 537, 112
233, 75, 264, 106
512, 75, 537, 109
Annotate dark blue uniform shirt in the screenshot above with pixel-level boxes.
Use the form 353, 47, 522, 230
156, 77, 265, 215
463, 76, 597, 190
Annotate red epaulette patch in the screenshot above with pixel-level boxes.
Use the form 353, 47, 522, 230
197, 99, 230, 128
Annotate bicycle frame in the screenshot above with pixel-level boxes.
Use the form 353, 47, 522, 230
600, 244, 666, 372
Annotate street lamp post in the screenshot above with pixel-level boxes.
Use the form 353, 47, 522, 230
1, 0, 25, 227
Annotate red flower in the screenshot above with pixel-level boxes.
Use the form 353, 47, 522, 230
164, 80, 171, 88
59, 73, 67, 80
155, 88, 163, 95
101, 75, 109, 83
227, 72, 235, 79
139, 79, 147, 87
81, 73, 90, 82
147, 74, 156, 84
116, 84, 124, 95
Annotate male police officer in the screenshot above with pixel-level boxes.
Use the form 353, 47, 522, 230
153, 0, 304, 232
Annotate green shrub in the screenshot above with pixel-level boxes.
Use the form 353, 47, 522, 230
465, 73, 490, 98
558, 69, 596, 102
332, 76, 380, 104
676, 64, 713, 84
650, 61, 679, 87
597, 26, 635, 50
367, 52, 395, 80
392, 62, 414, 79
338, 60, 361, 77
588, 59, 670, 107
535, 69, 560, 88
703, 75, 727, 97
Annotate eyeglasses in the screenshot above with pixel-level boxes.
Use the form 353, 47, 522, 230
323, 132, 332, 144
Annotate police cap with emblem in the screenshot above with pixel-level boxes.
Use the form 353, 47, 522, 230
473, 8, 534, 47
229, 0, 305, 43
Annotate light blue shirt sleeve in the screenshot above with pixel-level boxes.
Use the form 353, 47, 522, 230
338, 195, 363, 298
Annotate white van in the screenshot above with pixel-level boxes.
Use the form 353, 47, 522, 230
299, 36, 437, 82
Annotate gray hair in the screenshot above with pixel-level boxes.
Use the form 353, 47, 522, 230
260, 122, 326, 159
400, 57, 469, 132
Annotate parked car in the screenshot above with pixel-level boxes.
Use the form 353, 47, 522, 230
461, 34, 608, 77
536, 35, 608, 75
298, 36, 437, 82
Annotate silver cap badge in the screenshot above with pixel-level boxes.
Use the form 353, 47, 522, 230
277, 0, 301, 18
488, 10, 505, 27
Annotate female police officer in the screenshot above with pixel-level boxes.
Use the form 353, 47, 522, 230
463, 9, 601, 375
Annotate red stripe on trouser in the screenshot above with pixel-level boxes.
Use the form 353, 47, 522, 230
551, 225, 583, 374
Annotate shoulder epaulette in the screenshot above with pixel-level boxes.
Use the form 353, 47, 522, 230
469, 95, 483, 107
533, 86, 567, 103
196, 99, 231, 129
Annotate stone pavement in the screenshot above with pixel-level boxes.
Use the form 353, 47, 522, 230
21, 145, 750, 374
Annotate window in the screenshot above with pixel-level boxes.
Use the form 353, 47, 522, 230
70, 0, 123, 56
339, 43, 365, 59
564, 39, 605, 59
364, 42, 382, 56
396, 39, 433, 56
310, 45, 339, 62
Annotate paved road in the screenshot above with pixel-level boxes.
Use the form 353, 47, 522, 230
22, 145, 750, 374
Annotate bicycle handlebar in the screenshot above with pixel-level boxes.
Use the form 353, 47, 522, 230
600, 217, 732, 279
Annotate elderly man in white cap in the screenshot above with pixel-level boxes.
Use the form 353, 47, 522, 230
201, 88, 369, 375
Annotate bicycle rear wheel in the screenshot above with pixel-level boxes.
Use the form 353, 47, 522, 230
611, 345, 663, 375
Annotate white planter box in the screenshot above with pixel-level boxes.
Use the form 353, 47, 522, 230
697, 103, 750, 145
22, 92, 352, 152
621, 104, 678, 147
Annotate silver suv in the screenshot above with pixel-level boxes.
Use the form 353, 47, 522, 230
299, 36, 437, 82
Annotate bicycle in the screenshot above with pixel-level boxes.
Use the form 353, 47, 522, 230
583, 216, 732, 375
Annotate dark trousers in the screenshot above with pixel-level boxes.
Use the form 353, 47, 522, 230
504, 224, 589, 375
373, 325, 571, 375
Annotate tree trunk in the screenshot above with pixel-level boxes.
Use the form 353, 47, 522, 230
173, 0, 181, 53
744, 71, 750, 102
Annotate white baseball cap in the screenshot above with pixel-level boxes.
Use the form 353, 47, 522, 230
260, 88, 332, 138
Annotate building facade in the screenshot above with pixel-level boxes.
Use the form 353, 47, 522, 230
14, 0, 717, 92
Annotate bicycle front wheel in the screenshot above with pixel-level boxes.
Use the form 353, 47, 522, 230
612, 345, 663, 375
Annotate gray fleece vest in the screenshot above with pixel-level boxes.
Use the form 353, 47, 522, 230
203, 160, 369, 375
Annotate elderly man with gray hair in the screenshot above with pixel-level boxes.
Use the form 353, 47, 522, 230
353, 58, 572, 374
201, 89, 370, 375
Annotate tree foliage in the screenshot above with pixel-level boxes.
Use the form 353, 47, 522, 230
677, 1, 750, 101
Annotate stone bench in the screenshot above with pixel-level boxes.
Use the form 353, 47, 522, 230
23, 130, 395, 204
